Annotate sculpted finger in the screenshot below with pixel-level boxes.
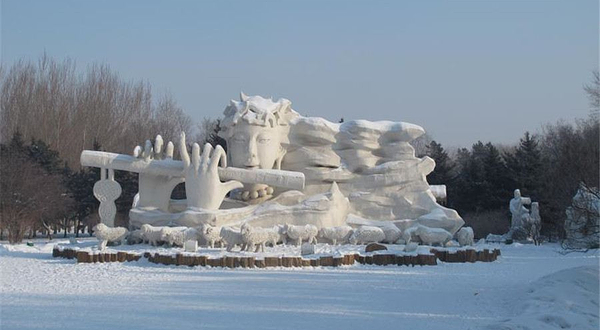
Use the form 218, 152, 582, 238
179, 132, 190, 167
192, 143, 201, 173
209, 145, 227, 171
154, 135, 163, 156
201, 143, 213, 167
143, 140, 153, 161
222, 180, 244, 194
133, 145, 142, 158
165, 141, 174, 159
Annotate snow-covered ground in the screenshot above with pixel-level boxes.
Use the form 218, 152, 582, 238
1, 240, 598, 330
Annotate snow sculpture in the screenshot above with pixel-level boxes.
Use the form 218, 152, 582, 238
163, 227, 199, 247
510, 189, 531, 229
199, 224, 222, 248
381, 225, 402, 244
564, 184, 599, 249
93, 223, 128, 250
284, 224, 318, 246
80, 93, 464, 241
456, 226, 474, 246
301, 243, 315, 255
404, 242, 418, 252
219, 226, 246, 252
349, 226, 386, 244
93, 168, 121, 227
127, 229, 144, 245
184, 240, 198, 252
140, 224, 164, 246
508, 189, 532, 240
241, 223, 273, 252
529, 202, 541, 245
411, 225, 453, 246
319, 225, 353, 245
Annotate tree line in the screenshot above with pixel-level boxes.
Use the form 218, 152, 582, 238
0, 54, 597, 243
424, 74, 599, 238
0, 55, 220, 243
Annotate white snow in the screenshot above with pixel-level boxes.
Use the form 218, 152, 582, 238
0, 240, 598, 330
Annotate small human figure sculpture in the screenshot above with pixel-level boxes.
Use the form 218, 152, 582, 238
529, 202, 541, 245
509, 189, 531, 229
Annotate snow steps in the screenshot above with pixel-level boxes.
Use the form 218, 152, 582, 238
52, 247, 500, 268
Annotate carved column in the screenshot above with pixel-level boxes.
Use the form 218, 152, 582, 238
93, 168, 122, 227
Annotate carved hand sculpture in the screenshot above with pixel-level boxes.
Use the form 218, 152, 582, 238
133, 135, 183, 211
179, 132, 243, 210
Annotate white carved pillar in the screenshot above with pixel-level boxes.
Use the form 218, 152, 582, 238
93, 168, 122, 227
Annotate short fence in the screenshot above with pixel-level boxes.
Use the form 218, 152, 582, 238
53, 247, 501, 268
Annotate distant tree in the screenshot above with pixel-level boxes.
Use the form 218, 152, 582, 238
539, 117, 599, 238
196, 118, 227, 151
411, 133, 433, 157
426, 140, 455, 185
584, 70, 600, 119
504, 132, 542, 199
0, 54, 193, 169
482, 142, 512, 210
450, 141, 512, 213
65, 168, 98, 235
0, 133, 72, 243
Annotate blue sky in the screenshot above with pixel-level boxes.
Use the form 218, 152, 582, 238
2, 0, 598, 147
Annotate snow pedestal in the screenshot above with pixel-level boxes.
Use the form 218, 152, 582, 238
184, 240, 198, 252
300, 243, 315, 256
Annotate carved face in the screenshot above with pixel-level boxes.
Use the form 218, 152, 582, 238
514, 189, 521, 198
227, 121, 283, 170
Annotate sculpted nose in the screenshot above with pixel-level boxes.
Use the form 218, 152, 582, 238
244, 141, 259, 168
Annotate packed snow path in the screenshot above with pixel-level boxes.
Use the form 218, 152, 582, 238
1, 242, 598, 330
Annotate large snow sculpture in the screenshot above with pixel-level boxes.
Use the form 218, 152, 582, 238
564, 184, 599, 249
80, 93, 464, 237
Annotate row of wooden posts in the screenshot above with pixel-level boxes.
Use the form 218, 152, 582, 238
53, 247, 501, 268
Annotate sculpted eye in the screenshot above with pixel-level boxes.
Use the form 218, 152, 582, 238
258, 137, 271, 144
232, 136, 246, 143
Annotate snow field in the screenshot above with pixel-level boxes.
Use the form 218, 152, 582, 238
0, 241, 598, 330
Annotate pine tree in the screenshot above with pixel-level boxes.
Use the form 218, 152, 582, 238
27, 139, 63, 174
482, 142, 512, 210
505, 132, 542, 199
426, 140, 455, 185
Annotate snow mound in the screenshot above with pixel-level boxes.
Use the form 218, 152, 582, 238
487, 265, 599, 330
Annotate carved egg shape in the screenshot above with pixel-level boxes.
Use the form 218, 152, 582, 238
93, 180, 122, 202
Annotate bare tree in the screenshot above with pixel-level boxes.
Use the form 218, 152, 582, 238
410, 132, 433, 157
195, 117, 218, 145
0, 54, 193, 169
584, 70, 600, 118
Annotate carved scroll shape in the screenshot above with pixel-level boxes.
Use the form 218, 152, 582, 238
93, 168, 122, 227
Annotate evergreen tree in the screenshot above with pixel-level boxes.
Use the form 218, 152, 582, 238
482, 142, 512, 210
65, 168, 99, 236
27, 139, 63, 174
450, 141, 513, 213
426, 140, 455, 185
1, 133, 72, 242
505, 132, 542, 199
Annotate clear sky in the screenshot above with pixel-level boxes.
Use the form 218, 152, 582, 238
2, 0, 598, 147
